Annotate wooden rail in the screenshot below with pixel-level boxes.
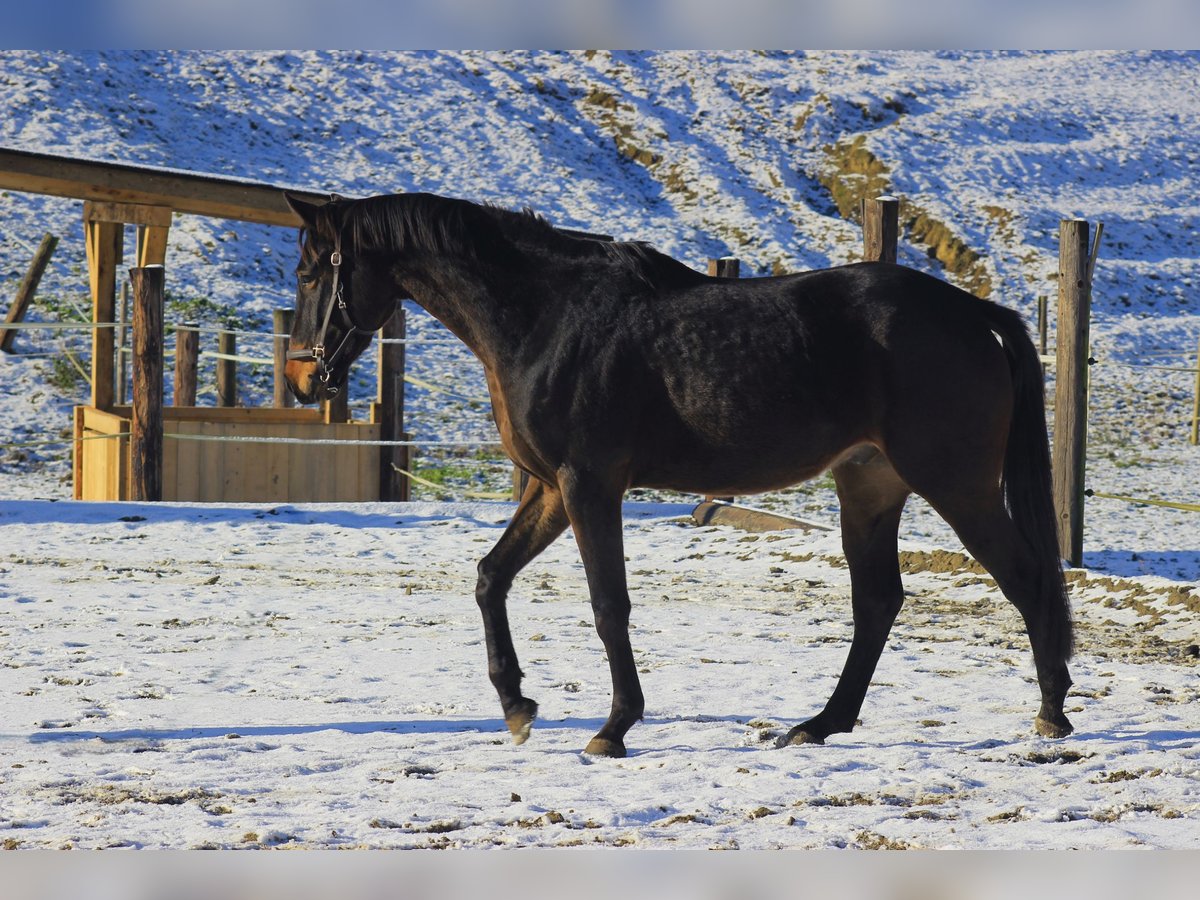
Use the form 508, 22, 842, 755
0, 147, 329, 226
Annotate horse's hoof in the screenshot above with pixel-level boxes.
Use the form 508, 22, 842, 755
583, 737, 626, 758
776, 728, 824, 748
505, 699, 538, 745
1034, 715, 1074, 739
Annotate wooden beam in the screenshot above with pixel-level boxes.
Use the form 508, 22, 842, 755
2, 147, 329, 227
1, 232, 58, 353
3, 148, 617, 239
84, 200, 172, 228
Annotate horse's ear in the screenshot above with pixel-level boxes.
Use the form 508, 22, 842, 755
284, 192, 323, 228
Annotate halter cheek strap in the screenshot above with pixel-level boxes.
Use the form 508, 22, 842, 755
285, 242, 373, 396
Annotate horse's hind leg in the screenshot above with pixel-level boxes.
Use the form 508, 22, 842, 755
924, 492, 1074, 738
780, 453, 910, 747
476, 478, 569, 744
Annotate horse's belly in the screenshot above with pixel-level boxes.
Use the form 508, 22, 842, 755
633, 436, 857, 496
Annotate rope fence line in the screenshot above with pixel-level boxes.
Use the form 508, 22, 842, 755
20, 433, 1196, 512
3, 320, 464, 347
160, 433, 504, 449
200, 350, 274, 366
4, 430, 131, 450
7, 431, 505, 450
1085, 489, 1200, 514
1105, 362, 1199, 375
390, 463, 512, 501
0, 320, 120, 330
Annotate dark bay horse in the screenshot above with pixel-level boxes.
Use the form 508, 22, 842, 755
282, 191, 1074, 758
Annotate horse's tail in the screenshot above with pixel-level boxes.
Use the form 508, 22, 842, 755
982, 301, 1074, 663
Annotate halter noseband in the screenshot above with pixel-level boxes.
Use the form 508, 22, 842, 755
285, 238, 373, 397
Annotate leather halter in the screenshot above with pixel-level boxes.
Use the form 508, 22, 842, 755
284, 238, 373, 397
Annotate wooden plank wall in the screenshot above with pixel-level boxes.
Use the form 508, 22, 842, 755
77, 406, 381, 503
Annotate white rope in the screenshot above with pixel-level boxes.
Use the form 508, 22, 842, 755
163, 433, 503, 448
0, 321, 119, 330
200, 350, 274, 366
171, 324, 282, 339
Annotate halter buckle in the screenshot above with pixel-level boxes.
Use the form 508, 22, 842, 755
330, 250, 343, 267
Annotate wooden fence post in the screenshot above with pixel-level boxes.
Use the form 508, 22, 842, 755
707, 256, 740, 279
1, 232, 58, 353
1037, 295, 1049, 356
174, 322, 198, 406
512, 468, 531, 502
862, 196, 900, 263
323, 384, 349, 423
375, 306, 409, 501
1052, 219, 1091, 567
217, 329, 237, 407
85, 217, 122, 410
273, 308, 295, 408
130, 266, 164, 502
116, 280, 130, 404
1191, 335, 1200, 446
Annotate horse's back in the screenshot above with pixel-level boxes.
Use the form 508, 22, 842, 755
619, 262, 1019, 493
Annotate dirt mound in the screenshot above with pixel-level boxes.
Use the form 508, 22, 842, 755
897, 549, 987, 576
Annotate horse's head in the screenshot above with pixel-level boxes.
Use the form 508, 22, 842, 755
282, 192, 396, 403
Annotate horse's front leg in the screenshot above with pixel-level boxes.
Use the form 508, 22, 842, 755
476, 477, 569, 744
559, 469, 643, 758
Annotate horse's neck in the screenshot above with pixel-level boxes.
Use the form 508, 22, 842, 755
402, 264, 531, 371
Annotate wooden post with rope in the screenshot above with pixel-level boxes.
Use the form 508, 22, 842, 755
1052, 219, 1099, 567
322, 384, 349, 423
129, 266, 164, 502
372, 304, 410, 501
174, 323, 198, 406
862, 196, 900, 264
217, 329, 237, 407
273, 309, 295, 408
1191, 334, 1200, 446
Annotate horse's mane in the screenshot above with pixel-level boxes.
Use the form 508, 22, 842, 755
312, 193, 701, 289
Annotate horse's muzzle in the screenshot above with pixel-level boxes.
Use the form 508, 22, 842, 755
284, 357, 322, 404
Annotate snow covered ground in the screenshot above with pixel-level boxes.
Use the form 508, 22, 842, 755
0, 500, 1197, 850
0, 52, 1198, 851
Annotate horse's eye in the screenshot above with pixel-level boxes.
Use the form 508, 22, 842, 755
297, 272, 316, 287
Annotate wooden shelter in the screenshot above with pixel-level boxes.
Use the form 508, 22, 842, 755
0, 148, 407, 503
